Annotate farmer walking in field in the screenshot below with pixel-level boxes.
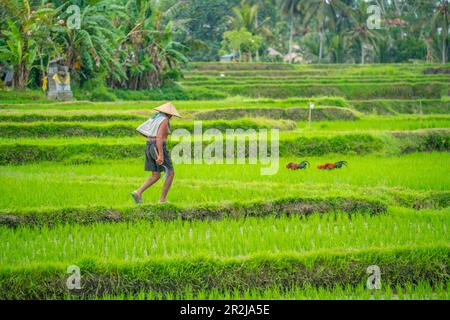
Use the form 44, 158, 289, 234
131, 102, 181, 204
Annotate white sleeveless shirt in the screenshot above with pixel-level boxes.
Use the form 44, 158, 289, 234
136, 112, 170, 137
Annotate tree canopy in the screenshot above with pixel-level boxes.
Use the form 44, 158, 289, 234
0, 0, 449, 89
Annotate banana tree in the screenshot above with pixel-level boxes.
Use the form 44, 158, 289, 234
55, 1, 124, 83
112, 0, 188, 89
0, 0, 38, 89
0, 19, 36, 89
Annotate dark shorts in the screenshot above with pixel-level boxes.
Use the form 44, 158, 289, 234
145, 140, 174, 173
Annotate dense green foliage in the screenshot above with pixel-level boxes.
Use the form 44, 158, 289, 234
1, 0, 450, 94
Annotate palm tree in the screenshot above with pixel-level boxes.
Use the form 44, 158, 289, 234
301, 0, 351, 63
280, 0, 303, 63
346, 3, 381, 64
429, 0, 450, 63
229, 1, 271, 61
231, 1, 259, 32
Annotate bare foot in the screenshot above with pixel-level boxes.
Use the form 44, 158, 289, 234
131, 191, 142, 204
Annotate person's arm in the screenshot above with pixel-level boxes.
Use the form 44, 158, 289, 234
156, 119, 169, 165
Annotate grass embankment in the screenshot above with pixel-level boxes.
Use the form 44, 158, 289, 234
0, 107, 359, 122
0, 118, 297, 138
0, 245, 448, 299
0, 196, 386, 227
194, 107, 358, 120
1, 97, 351, 110
0, 129, 447, 164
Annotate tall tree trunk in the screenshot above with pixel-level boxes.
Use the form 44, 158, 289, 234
255, 11, 259, 62
443, 37, 447, 64
13, 62, 29, 89
288, 16, 294, 64
425, 37, 433, 63
319, 29, 324, 63
39, 54, 46, 91
443, 5, 449, 64
361, 43, 365, 65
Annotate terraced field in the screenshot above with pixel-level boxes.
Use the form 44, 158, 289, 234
0, 63, 449, 300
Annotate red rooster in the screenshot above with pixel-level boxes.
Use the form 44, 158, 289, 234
286, 161, 310, 170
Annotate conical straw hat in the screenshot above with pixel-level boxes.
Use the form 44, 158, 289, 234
154, 102, 181, 118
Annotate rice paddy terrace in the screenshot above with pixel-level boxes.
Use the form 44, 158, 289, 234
0, 63, 449, 300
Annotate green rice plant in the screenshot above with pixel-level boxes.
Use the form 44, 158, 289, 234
191, 62, 295, 71
1, 209, 448, 265
0, 154, 448, 211
297, 115, 450, 132
0, 114, 146, 123
85, 282, 448, 300
208, 83, 448, 100
351, 99, 450, 115
181, 76, 450, 87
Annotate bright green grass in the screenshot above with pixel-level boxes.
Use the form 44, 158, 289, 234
185, 63, 448, 74
0, 97, 348, 110
0, 130, 364, 146
297, 115, 450, 132
1, 208, 448, 266
1, 114, 448, 133
181, 76, 450, 86
0, 153, 448, 210
0, 125, 446, 147
89, 282, 450, 300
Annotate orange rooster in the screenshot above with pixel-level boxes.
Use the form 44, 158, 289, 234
317, 161, 348, 170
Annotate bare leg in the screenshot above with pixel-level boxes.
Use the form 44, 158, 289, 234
159, 171, 174, 203
135, 172, 161, 197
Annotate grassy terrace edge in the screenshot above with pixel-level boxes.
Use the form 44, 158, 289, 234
0, 196, 386, 228
0, 129, 448, 165
0, 246, 447, 299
